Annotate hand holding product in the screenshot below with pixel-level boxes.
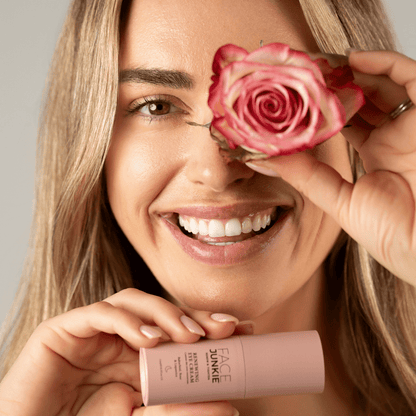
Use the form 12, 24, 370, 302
0, 289, 246, 416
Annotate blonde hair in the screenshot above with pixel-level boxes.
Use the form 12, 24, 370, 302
1, 0, 416, 414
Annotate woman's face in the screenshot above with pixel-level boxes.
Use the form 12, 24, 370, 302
105, 0, 353, 323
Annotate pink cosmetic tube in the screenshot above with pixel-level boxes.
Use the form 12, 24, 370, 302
140, 330, 324, 406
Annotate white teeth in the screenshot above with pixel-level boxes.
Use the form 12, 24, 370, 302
241, 217, 253, 233
178, 212, 273, 238
190, 218, 199, 234
208, 220, 225, 237
186, 221, 192, 233
252, 215, 262, 232
182, 217, 189, 232
225, 218, 242, 236
198, 219, 209, 236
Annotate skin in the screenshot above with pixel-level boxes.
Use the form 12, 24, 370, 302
107, 0, 351, 321
105, 0, 359, 414
1, 0, 415, 415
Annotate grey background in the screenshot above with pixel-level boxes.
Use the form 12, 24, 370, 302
1, 0, 415, 325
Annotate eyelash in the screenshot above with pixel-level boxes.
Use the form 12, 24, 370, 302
126, 95, 186, 124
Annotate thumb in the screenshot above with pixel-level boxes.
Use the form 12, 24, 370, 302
246, 153, 354, 225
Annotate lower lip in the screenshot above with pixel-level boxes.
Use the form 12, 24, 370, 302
161, 210, 293, 266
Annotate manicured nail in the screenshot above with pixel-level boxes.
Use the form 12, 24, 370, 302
210, 313, 239, 325
140, 325, 163, 339
180, 315, 206, 336
245, 162, 281, 177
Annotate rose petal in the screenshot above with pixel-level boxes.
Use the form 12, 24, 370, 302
247, 44, 326, 85
212, 44, 248, 74
208, 43, 364, 160
313, 57, 365, 120
213, 117, 245, 148
224, 72, 326, 152
208, 75, 225, 117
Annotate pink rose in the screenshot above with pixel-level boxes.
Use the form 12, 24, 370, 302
208, 43, 365, 161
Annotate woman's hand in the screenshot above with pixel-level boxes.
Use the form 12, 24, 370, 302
246, 50, 416, 287
0, 288, 247, 416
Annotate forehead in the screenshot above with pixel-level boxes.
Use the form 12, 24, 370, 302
120, 0, 319, 84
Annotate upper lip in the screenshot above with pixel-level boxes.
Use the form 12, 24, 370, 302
159, 201, 294, 220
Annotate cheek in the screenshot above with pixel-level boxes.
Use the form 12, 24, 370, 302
105, 140, 157, 213
104, 122, 182, 221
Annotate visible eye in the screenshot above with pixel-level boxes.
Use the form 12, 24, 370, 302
126, 95, 186, 124
141, 101, 171, 116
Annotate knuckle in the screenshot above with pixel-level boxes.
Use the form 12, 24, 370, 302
106, 287, 142, 302
34, 319, 51, 337
87, 300, 135, 324
107, 287, 178, 311
145, 293, 183, 317
91, 300, 115, 314
119, 287, 141, 297
35, 312, 69, 335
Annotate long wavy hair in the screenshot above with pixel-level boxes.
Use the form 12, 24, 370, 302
1, 0, 415, 414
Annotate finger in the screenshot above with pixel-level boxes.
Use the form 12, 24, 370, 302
349, 67, 407, 114
348, 50, 416, 101
246, 153, 353, 234
134, 401, 238, 416
105, 289, 206, 343
341, 112, 374, 152
179, 307, 239, 340
77, 383, 142, 415
41, 301, 163, 352
343, 110, 416, 176
312, 50, 411, 127
347, 50, 415, 129
316, 50, 410, 112
350, 97, 387, 128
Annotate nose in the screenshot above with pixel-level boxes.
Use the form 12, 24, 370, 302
185, 126, 255, 192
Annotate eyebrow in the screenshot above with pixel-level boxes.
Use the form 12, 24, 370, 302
119, 67, 195, 90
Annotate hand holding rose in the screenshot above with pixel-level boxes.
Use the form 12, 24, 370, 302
227, 48, 416, 287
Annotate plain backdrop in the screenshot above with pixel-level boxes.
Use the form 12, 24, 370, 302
1, 0, 415, 325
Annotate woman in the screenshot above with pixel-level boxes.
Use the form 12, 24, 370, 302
1, 0, 415, 415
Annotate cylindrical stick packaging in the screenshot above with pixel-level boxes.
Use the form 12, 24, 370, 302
140, 330, 325, 406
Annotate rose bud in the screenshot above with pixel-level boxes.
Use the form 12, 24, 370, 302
207, 43, 365, 162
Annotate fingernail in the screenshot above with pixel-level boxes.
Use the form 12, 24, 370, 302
210, 313, 239, 325
245, 162, 281, 177
140, 325, 163, 339
180, 315, 206, 337
232, 407, 240, 416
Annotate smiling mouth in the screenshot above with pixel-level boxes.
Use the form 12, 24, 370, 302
165, 206, 291, 246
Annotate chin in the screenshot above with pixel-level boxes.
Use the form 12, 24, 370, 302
164, 272, 286, 321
